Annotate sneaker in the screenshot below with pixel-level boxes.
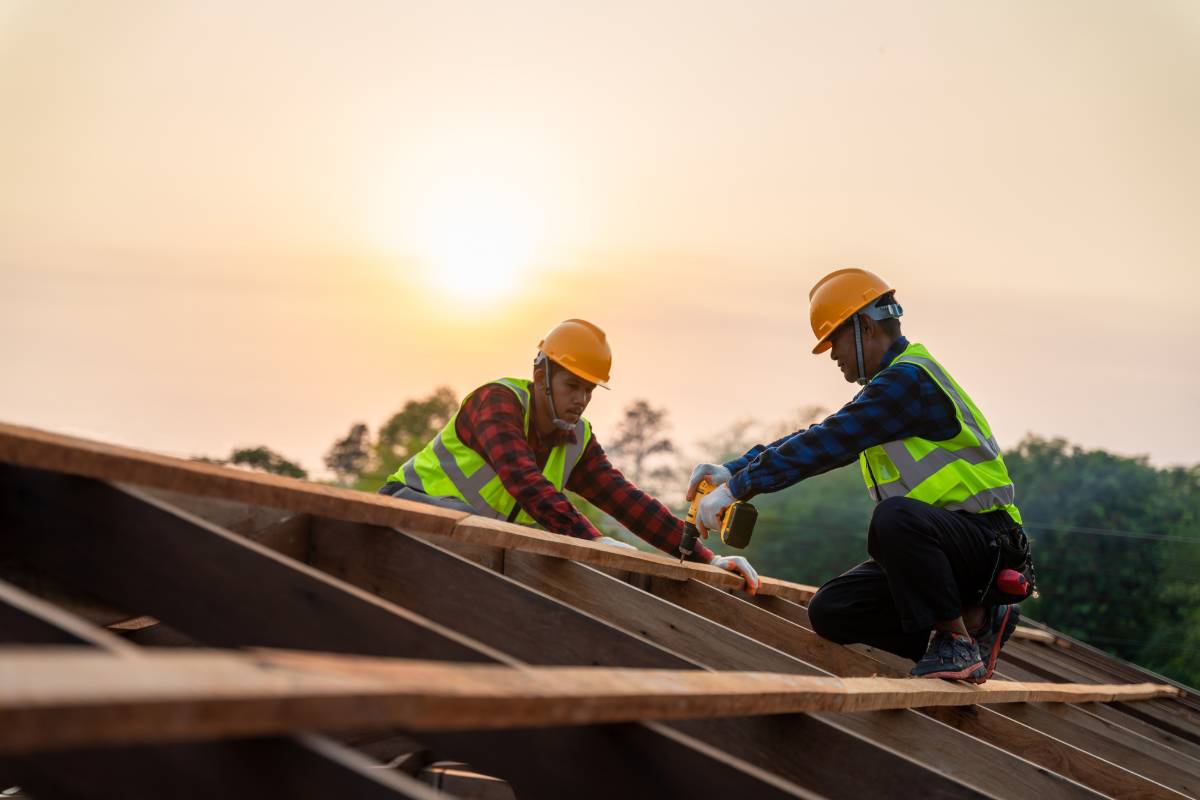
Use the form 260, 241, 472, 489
971, 604, 1019, 684
911, 630, 986, 681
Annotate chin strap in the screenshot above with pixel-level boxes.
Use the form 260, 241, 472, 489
537, 354, 576, 431
852, 314, 868, 386
852, 299, 904, 386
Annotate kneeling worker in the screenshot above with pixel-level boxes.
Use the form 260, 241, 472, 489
689, 270, 1034, 682
381, 319, 759, 593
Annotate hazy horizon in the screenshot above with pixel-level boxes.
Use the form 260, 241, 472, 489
3, 0, 1198, 482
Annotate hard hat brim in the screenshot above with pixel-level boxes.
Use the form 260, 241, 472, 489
544, 353, 610, 389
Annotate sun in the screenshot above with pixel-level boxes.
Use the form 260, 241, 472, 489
417, 185, 538, 301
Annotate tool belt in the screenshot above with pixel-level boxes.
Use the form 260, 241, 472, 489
979, 526, 1038, 606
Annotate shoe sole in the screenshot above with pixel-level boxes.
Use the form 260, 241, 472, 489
972, 606, 1017, 685
912, 660, 985, 681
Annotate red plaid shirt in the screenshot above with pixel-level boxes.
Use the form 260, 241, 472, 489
456, 383, 714, 563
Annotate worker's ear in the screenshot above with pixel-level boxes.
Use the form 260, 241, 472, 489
532, 363, 546, 385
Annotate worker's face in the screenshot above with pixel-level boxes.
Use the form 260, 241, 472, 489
828, 322, 861, 383
828, 316, 888, 383
537, 365, 595, 424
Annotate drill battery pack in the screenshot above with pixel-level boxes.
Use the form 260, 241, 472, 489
720, 502, 757, 549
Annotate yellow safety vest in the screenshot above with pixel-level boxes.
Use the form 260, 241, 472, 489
859, 343, 1022, 525
387, 378, 592, 525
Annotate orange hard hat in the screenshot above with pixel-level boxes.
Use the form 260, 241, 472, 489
808, 268, 894, 354
537, 319, 612, 386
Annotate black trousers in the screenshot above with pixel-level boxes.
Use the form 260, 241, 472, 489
807, 497, 1012, 662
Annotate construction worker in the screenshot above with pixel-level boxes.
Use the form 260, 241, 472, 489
688, 269, 1034, 682
380, 319, 760, 593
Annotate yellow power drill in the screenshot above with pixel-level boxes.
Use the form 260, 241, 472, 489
679, 478, 758, 563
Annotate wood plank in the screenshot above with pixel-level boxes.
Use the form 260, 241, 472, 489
0, 465, 498, 663
823, 709, 1104, 800
0, 465, 859, 796
0, 580, 137, 653
0, 422, 466, 535
291, 517, 1155, 798
0, 564, 444, 800
295, 518, 1021, 797
645, 575, 904, 678
0, 647, 1180, 754
922, 704, 1188, 800
12, 735, 451, 800
1005, 639, 1200, 745
993, 702, 1200, 797
306, 518, 699, 669
0, 422, 801, 598
419, 722, 827, 800
500, 549, 815, 674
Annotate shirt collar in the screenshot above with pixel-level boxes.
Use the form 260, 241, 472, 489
878, 335, 909, 373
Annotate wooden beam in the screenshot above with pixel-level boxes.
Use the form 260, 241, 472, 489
500, 549, 813, 674
0, 422, 466, 536
13, 735, 452, 800
992, 703, 1200, 797
0, 465, 851, 796
645, 575, 904, 678
0, 465, 498, 663
419, 722, 826, 800
922, 704, 1189, 800
0, 569, 447, 800
306, 518, 699, 669
0, 422, 817, 599
294, 519, 1019, 797
0, 580, 137, 653
0, 647, 1178, 754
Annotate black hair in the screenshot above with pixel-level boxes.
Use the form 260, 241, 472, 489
874, 292, 902, 339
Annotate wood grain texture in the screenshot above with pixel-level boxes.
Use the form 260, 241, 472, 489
922, 704, 1189, 800
0, 466, 498, 663
306, 518, 699, 670
0, 647, 1179, 755
0, 422, 821, 599
0, 422, 465, 536
645, 576, 904, 678
501, 549, 814, 674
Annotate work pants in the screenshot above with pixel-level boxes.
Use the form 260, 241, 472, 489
807, 497, 1012, 662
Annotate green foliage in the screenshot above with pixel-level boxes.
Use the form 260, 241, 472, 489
198, 446, 308, 479
325, 422, 371, 486
355, 386, 459, 489
1005, 437, 1200, 687
736, 465, 873, 586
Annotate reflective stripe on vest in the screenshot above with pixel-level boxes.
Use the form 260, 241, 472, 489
387, 378, 592, 524
859, 344, 1021, 523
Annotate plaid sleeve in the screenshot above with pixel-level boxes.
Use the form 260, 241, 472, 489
457, 385, 601, 540
727, 363, 959, 499
567, 435, 715, 563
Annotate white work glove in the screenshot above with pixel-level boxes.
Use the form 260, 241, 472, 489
711, 555, 760, 596
696, 483, 736, 538
686, 463, 732, 500
597, 535, 637, 551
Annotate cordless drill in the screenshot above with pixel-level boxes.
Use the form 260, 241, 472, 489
679, 478, 758, 563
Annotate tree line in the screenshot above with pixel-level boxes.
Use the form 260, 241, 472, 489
205, 387, 1200, 688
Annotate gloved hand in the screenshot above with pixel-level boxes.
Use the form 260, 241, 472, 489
711, 554, 760, 595
696, 483, 735, 538
686, 463, 732, 500
597, 535, 637, 551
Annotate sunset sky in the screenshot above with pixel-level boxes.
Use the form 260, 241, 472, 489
2, 1, 1198, 483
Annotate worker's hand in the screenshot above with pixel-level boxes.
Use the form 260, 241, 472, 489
710, 555, 760, 596
696, 483, 735, 538
596, 535, 637, 551
686, 463, 732, 500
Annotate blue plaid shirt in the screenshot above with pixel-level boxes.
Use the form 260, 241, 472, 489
725, 337, 961, 499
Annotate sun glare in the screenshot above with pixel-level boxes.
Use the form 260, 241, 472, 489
417, 186, 538, 301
